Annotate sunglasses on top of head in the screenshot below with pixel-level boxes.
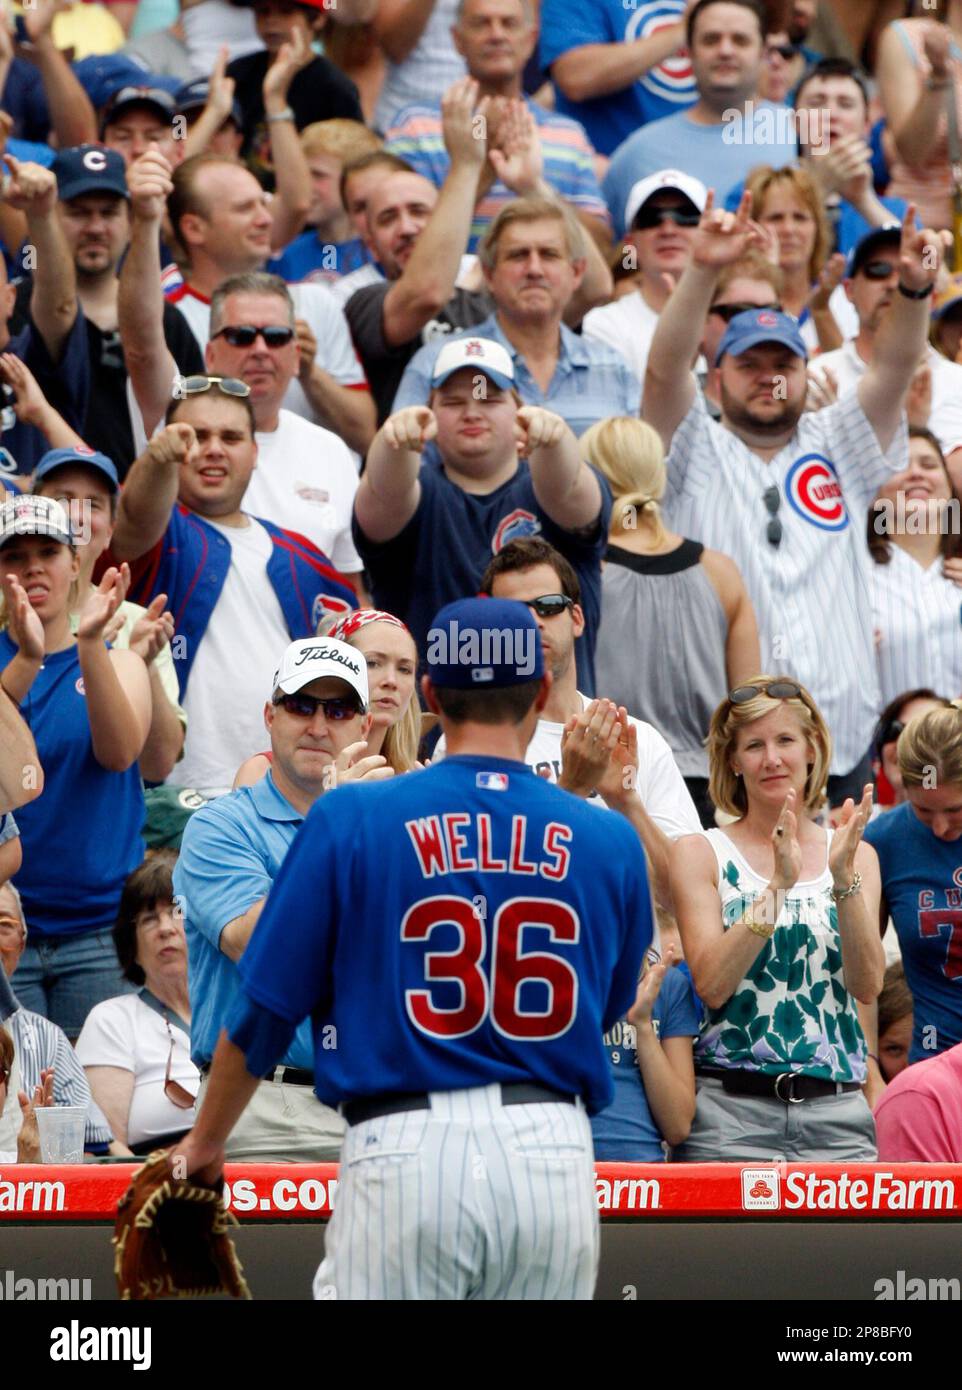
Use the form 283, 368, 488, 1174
274, 692, 363, 720
728, 679, 803, 704
523, 594, 574, 619
177, 375, 251, 398
631, 206, 701, 232
211, 325, 296, 349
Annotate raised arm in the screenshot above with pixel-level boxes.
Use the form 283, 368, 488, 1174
21, 0, 97, 147
523, 406, 601, 530
0, 353, 87, 450
262, 30, 313, 250
858, 203, 945, 453
293, 316, 376, 455
353, 405, 431, 542
118, 149, 178, 439
827, 787, 886, 1005
382, 78, 487, 347
111, 423, 197, 563
3, 156, 77, 361
876, 19, 951, 171
644, 189, 762, 449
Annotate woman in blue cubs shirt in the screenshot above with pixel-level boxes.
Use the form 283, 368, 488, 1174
865, 704, 962, 1066
591, 946, 699, 1161
0, 496, 150, 1040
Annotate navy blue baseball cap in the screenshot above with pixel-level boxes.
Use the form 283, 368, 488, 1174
102, 85, 177, 131
175, 78, 243, 129
847, 223, 901, 279
52, 145, 128, 202
32, 447, 120, 495
714, 308, 808, 366
426, 598, 544, 688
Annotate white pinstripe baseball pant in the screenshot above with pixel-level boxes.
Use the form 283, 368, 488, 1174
313, 1084, 599, 1300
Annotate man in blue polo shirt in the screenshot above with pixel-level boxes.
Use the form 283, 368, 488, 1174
391, 195, 640, 433
353, 337, 611, 695
173, 636, 392, 1160
106, 380, 357, 796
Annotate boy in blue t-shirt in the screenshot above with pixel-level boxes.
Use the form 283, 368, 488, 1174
592, 950, 701, 1161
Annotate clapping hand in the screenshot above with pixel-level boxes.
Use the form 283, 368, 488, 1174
0, 571, 45, 662
76, 565, 131, 642
771, 787, 802, 890
488, 100, 543, 196
16, 1066, 54, 1165
559, 698, 622, 797
127, 594, 175, 666
828, 783, 873, 890
331, 740, 394, 785
627, 945, 676, 1029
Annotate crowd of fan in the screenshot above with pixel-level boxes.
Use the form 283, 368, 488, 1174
0, 0, 961, 1170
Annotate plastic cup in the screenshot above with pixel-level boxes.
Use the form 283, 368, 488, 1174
34, 1105, 86, 1164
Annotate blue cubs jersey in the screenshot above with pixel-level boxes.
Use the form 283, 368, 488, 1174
865, 804, 962, 1063
236, 755, 653, 1114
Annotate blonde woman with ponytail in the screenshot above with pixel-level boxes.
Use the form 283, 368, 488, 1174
864, 700, 962, 1068
583, 417, 760, 827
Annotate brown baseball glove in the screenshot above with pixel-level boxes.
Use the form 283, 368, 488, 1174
113, 1149, 251, 1300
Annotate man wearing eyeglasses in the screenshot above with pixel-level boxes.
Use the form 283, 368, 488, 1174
204, 271, 367, 593
810, 225, 962, 487
645, 196, 946, 810
106, 384, 359, 796
172, 636, 391, 1161
583, 170, 707, 385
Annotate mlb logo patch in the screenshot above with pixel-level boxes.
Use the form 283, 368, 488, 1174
741, 1167, 780, 1211
477, 772, 509, 791
471, 667, 494, 683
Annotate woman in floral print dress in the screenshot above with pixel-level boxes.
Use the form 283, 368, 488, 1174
669, 676, 885, 1161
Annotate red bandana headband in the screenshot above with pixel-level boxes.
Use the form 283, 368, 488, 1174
327, 609, 410, 643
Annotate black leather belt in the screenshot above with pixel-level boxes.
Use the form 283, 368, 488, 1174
343, 1082, 576, 1127
200, 1064, 315, 1087
696, 1066, 861, 1103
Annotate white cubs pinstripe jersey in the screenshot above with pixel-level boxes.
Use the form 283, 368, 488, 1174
867, 546, 962, 705
662, 390, 904, 772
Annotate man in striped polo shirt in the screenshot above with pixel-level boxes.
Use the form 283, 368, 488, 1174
644, 196, 945, 807
384, 0, 609, 254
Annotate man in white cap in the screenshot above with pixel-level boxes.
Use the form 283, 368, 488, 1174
172, 636, 393, 1160
354, 336, 611, 694
583, 170, 708, 384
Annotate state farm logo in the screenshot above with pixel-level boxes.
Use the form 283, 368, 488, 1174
741, 1167, 781, 1211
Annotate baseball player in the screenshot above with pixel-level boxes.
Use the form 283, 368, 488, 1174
170, 597, 652, 1300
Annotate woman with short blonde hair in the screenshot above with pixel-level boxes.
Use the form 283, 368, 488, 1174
670, 675, 884, 1160
586, 416, 760, 827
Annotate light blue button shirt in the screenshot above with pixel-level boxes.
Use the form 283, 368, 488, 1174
174, 773, 314, 1070
392, 312, 641, 436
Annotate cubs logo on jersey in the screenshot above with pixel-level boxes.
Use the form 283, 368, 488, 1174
625, 1, 694, 105
492, 508, 541, 553
784, 453, 849, 532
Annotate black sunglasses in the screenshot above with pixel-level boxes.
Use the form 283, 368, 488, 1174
763, 484, 782, 548
711, 301, 782, 323
524, 594, 574, 619
274, 692, 363, 720
177, 375, 251, 398
212, 325, 296, 349
766, 41, 798, 60
860, 259, 898, 281
729, 679, 803, 704
632, 206, 701, 231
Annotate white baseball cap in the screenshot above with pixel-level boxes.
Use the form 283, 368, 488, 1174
624, 169, 708, 231
0, 494, 74, 550
271, 636, 369, 709
432, 337, 515, 392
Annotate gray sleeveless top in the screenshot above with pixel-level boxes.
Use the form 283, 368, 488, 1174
594, 541, 728, 777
